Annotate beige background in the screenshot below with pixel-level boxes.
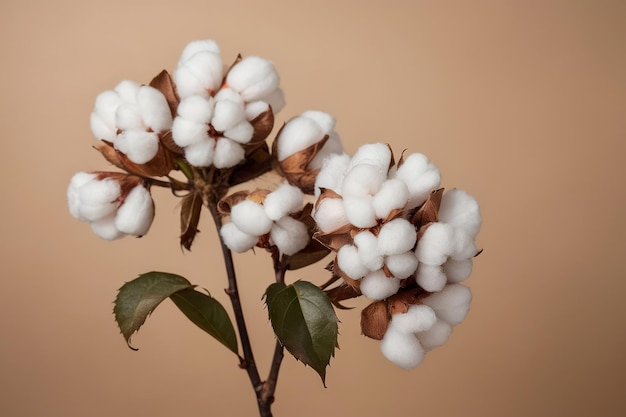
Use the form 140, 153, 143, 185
1, 0, 625, 416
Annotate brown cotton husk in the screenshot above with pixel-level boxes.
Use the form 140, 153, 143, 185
217, 190, 250, 216
179, 191, 203, 251
313, 223, 355, 253
249, 108, 275, 145
325, 282, 361, 310
411, 188, 444, 227
149, 70, 180, 118
95, 140, 175, 177
387, 287, 430, 315
361, 301, 390, 340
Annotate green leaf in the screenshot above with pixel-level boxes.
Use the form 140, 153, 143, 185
170, 288, 238, 355
113, 271, 194, 350
265, 280, 339, 385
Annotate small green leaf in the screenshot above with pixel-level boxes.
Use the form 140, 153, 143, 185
265, 281, 339, 385
113, 271, 194, 350
170, 288, 238, 355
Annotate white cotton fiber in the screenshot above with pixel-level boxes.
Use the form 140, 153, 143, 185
76, 177, 120, 222
314, 153, 350, 196
301, 110, 336, 135
348, 143, 391, 175
184, 139, 216, 167
137, 86, 172, 132
244, 100, 269, 120
115, 185, 154, 236
220, 222, 258, 253
343, 196, 377, 228
90, 112, 116, 142
91, 215, 125, 241
172, 118, 209, 147
114, 80, 140, 103
177, 95, 214, 124
380, 329, 425, 369
336, 245, 369, 279
115, 103, 143, 131
443, 258, 473, 283
416, 319, 452, 351
256, 88, 285, 115
226, 56, 279, 102
270, 216, 309, 255
394, 153, 441, 209
389, 304, 437, 334
309, 132, 343, 170
263, 182, 303, 221
421, 284, 472, 326
416, 263, 447, 292
213, 138, 245, 168
231, 200, 272, 236
212, 99, 246, 132
341, 164, 385, 198
385, 252, 419, 279
214, 88, 245, 106
115, 130, 159, 164
354, 231, 383, 271
93, 90, 122, 127
451, 228, 478, 261
377, 218, 417, 255
312, 197, 348, 233
175, 52, 223, 99
360, 270, 401, 300
224, 121, 254, 144
415, 222, 456, 266
276, 116, 324, 161
178, 39, 220, 64
67, 172, 97, 219
372, 179, 409, 219
439, 189, 482, 238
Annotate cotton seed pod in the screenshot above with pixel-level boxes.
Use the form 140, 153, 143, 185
361, 300, 390, 340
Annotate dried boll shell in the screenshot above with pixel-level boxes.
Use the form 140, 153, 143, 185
361, 301, 390, 340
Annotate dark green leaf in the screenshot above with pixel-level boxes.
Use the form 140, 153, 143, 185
170, 288, 238, 355
113, 272, 194, 350
265, 281, 339, 385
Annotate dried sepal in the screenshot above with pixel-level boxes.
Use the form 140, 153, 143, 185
95, 140, 175, 177
411, 188, 444, 226
149, 70, 180, 118
179, 191, 203, 250
249, 108, 274, 145
361, 301, 390, 340
217, 190, 250, 216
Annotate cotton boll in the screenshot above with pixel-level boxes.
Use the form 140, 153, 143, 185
256, 88, 285, 115
416, 319, 452, 351
415, 222, 456, 265
213, 138, 245, 168
220, 222, 258, 253
451, 228, 478, 261
114, 80, 141, 103
115, 186, 154, 236
343, 196, 377, 228
354, 231, 383, 271
263, 183, 303, 221
421, 284, 472, 326
389, 304, 437, 334
115, 130, 159, 164
67, 172, 97, 219
443, 258, 473, 283
212, 100, 246, 132
91, 215, 125, 240
90, 112, 116, 142
416, 263, 447, 292
360, 270, 401, 300
439, 189, 482, 238
231, 200, 273, 236
184, 139, 216, 167
224, 121, 254, 144
174, 67, 207, 99
341, 164, 385, 198
308, 132, 343, 170
93, 90, 122, 126
172, 118, 210, 147
378, 218, 417, 255
244, 101, 269, 120
115, 104, 144, 131
213, 88, 245, 106
178, 39, 220, 64
348, 143, 392, 175
301, 110, 336, 135
314, 153, 350, 196
226, 56, 279, 102
394, 153, 441, 209
276, 116, 324, 161
76, 178, 120, 222
385, 252, 419, 279
313, 197, 348, 233
137, 86, 173, 132
337, 245, 369, 279
380, 329, 425, 369
175, 52, 223, 98
176, 96, 214, 125
270, 216, 309, 255
372, 179, 409, 219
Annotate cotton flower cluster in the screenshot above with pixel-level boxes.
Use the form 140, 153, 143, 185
313, 143, 441, 300
172, 40, 285, 168
380, 284, 472, 369
220, 182, 309, 255
67, 172, 154, 240
90, 80, 173, 165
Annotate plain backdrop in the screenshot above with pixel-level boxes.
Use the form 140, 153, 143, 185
1, 0, 625, 416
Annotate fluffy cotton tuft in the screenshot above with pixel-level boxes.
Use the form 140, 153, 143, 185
439, 189, 482, 238
416, 319, 453, 351
91, 215, 125, 241
416, 263, 447, 292
372, 179, 409, 219
276, 116, 325, 161
314, 153, 350, 196
115, 185, 154, 236
389, 305, 437, 334
385, 252, 419, 279
313, 197, 348, 233
377, 218, 417, 255
343, 196, 377, 228
231, 200, 273, 236
341, 164, 385, 198
394, 153, 441, 209
72, 177, 121, 222
270, 216, 309, 255
354, 231, 384, 271
263, 182, 303, 221
212, 138, 245, 168
380, 329, 425, 369
443, 258, 473, 283
220, 222, 258, 253
226, 56, 280, 102
360, 270, 401, 300
348, 143, 392, 175
421, 284, 472, 326
175, 42, 223, 99
415, 222, 456, 265
337, 245, 369, 279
